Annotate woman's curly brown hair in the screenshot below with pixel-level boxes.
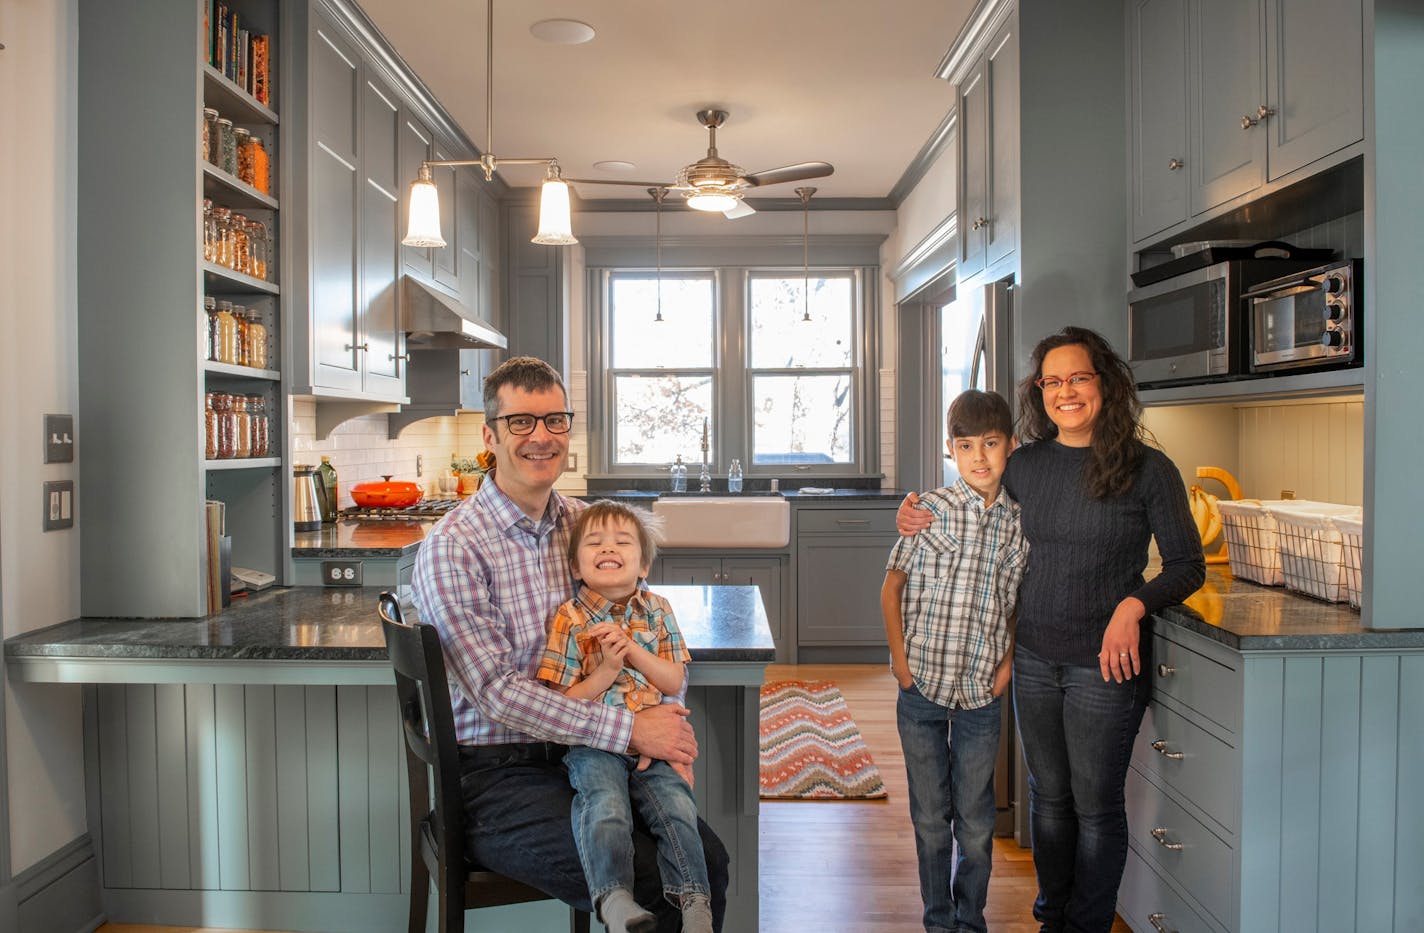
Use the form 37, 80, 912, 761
1016, 326, 1148, 499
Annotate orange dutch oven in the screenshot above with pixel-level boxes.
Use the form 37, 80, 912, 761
349, 475, 424, 508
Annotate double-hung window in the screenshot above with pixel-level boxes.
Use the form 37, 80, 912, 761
592, 264, 874, 477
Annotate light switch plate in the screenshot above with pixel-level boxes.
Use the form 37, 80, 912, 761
44, 414, 75, 463
43, 480, 75, 531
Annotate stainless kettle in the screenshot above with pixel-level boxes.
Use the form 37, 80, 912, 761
293, 464, 324, 532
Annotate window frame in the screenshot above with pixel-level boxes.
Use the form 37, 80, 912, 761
587, 262, 879, 479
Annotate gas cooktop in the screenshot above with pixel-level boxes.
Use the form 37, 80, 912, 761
340, 498, 463, 521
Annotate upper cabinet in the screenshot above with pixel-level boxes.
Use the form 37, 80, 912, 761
1130, 0, 1364, 244
956, 16, 1019, 279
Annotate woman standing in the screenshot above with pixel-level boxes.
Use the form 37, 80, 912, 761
899, 326, 1204, 932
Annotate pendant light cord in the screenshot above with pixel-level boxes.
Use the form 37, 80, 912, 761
485, 0, 494, 157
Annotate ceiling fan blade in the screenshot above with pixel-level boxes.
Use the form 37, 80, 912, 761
722, 201, 757, 219
741, 162, 834, 188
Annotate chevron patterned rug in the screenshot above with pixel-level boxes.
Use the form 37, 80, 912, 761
759, 680, 888, 800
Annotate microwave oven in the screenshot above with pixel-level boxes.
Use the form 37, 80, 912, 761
1244, 259, 1362, 374
1127, 258, 1327, 387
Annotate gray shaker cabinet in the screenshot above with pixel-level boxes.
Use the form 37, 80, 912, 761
795, 505, 898, 651
1130, 0, 1190, 240
1189, 0, 1264, 215
1262, 0, 1364, 181
432, 140, 461, 292
956, 17, 1018, 279
358, 69, 404, 398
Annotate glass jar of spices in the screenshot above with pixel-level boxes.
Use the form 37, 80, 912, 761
232, 395, 252, 458
217, 117, 237, 176
233, 216, 251, 275
204, 296, 218, 361
203, 108, 220, 165
234, 127, 253, 185
213, 392, 236, 459
232, 304, 249, 365
212, 207, 231, 267
202, 199, 216, 262
249, 137, 269, 194
248, 394, 269, 457
204, 392, 219, 460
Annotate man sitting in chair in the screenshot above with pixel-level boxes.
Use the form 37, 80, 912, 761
412, 356, 729, 931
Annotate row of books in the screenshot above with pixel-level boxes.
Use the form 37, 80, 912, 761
204, 2, 271, 106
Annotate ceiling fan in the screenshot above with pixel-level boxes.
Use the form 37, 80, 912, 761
565, 109, 834, 218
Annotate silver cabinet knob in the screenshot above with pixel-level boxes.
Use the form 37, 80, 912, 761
1157, 663, 1175, 677
1168, 158, 1184, 171
1241, 114, 1259, 129
1151, 739, 1185, 760
970, 216, 990, 231
389, 352, 411, 362
460, 369, 471, 376
1150, 827, 1184, 851
345, 343, 369, 352
1257, 104, 1276, 120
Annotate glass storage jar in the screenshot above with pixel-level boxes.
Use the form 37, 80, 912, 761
213, 392, 236, 459
217, 117, 236, 175
247, 394, 268, 457
204, 392, 219, 460
249, 137, 270, 194
204, 296, 218, 361
232, 395, 252, 458
231, 215, 250, 275
244, 311, 267, 369
232, 304, 249, 365
202, 108, 219, 163
202, 199, 217, 262
212, 207, 232, 268
214, 300, 238, 364
250, 220, 269, 280
234, 127, 253, 185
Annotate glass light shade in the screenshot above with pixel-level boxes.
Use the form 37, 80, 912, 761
531, 178, 578, 245
685, 190, 739, 212
402, 178, 446, 248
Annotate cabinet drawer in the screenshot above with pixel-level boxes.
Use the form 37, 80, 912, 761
796, 508, 898, 534
1126, 767, 1235, 929
1151, 632, 1240, 735
1133, 702, 1239, 835
1119, 845, 1227, 933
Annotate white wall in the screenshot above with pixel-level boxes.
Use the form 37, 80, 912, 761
0, 0, 90, 876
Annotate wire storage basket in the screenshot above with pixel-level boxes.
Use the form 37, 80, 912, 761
1216, 499, 1294, 586
1331, 514, 1365, 610
1266, 504, 1363, 603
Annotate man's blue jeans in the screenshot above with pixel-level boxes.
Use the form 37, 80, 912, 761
563, 745, 710, 909
897, 683, 1003, 933
456, 742, 727, 932
1013, 644, 1149, 933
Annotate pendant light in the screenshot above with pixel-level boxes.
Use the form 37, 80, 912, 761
650, 187, 667, 322
402, 0, 577, 248
796, 186, 817, 322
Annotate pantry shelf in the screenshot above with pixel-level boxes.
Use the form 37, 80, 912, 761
202, 164, 278, 211
202, 64, 278, 126
205, 457, 283, 472
203, 261, 278, 295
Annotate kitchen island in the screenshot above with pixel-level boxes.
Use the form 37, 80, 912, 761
5, 585, 773, 933
1120, 566, 1424, 933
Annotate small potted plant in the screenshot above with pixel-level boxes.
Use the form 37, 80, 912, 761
451, 449, 496, 495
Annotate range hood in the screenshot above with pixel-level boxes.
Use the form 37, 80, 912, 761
401, 275, 508, 350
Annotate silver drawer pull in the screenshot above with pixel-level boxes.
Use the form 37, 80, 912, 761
1151, 739, 1185, 760
1150, 827, 1184, 851
1157, 663, 1175, 677
1148, 912, 1178, 933
836, 519, 870, 526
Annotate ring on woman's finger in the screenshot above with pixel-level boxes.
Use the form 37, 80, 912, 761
1119, 651, 1130, 657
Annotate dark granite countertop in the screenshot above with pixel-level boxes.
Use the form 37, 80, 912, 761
581, 489, 908, 502
292, 521, 428, 558
3, 584, 775, 664
1153, 565, 1424, 651
781, 489, 909, 501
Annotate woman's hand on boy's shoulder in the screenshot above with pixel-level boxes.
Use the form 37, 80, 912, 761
896, 492, 933, 536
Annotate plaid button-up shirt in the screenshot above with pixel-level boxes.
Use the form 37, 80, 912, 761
537, 585, 690, 712
885, 479, 1029, 709
411, 477, 633, 752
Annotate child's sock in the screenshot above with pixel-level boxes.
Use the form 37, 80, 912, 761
596, 888, 657, 933
681, 893, 713, 933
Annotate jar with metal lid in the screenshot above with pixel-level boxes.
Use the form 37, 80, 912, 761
214, 300, 238, 364
234, 127, 253, 185
213, 393, 236, 459
250, 220, 270, 280
202, 108, 220, 165
231, 214, 250, 275
217, 117, 236, 176
202, 199, 217, 263
232, 395, 252, 458
232, 304, 249, 365
204, 296, 218, 361
204, 392, 219, 460
244, 311, 268, 369
249, 137, 270, 194
212, 207, 232, 268
247, 394, 269, 457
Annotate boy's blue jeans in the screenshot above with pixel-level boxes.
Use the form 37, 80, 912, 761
564, 745, 711, 911
897, 683, 1003, 933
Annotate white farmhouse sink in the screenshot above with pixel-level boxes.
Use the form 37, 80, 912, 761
652, 496, 790, 548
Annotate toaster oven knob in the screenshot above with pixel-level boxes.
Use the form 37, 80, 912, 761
1324, 301, 1347, 322
1321, 329, 1347, 348
1322, 273, 1347, 295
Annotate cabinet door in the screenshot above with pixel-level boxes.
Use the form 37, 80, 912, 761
1131, 0, 1191, 241
722, 558, 783, 645
1264, 0, 1363, 180
1190, 0, 1265, 213
797, 532, 898, 645
985, 21, 1018, 268
658, 557, 721, 587
432, 140, 460, 291
399, 113, 434, 279
457, 170, 481, 307
359, 70, 403, 398
478, 193, 501, 330
309, 19, 361, 393
957, 61, 988, 279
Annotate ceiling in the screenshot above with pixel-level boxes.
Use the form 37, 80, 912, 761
356, 0, 978, 203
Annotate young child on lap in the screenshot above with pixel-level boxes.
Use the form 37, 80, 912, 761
882, 390, 1029, 933
537, 501, 712, 933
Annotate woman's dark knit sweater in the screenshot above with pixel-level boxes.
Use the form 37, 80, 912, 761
1004, 439, 1206, 667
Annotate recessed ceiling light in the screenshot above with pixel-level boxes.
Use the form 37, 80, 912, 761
530, 19, 595, 45
593, 160, 637, 173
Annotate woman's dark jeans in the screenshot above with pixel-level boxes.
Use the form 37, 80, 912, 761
457, 742, 729, 932
1012, 645, 1148, 933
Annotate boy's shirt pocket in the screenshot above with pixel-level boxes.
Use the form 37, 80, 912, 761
912, 529, 960, 581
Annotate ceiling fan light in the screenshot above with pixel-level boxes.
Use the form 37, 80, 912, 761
686, 190, 739, 212
403, 175, 446, 248
531, 176, 578, 245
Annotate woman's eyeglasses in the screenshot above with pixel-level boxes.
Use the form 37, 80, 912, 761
490, 412, 574, 435
1034, 371, 1098, 391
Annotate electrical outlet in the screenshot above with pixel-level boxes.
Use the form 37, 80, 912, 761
568, 452, 578, 471
321, 560, 363, 586
416, 453, 423, 477
43, 480, 74, 531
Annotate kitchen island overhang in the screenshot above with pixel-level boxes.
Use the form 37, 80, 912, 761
5, 585, 771, 933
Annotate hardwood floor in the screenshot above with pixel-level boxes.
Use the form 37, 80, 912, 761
97, 663, 1131, 933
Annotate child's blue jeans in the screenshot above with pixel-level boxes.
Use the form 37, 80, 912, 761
564, 745, 710, 912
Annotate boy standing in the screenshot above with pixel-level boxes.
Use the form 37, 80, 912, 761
537, 501, 713, 933
881, 389, 1029, 933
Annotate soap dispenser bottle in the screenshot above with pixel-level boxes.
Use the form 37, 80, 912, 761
670, 455, 688, 492
727, 458, 743, 493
